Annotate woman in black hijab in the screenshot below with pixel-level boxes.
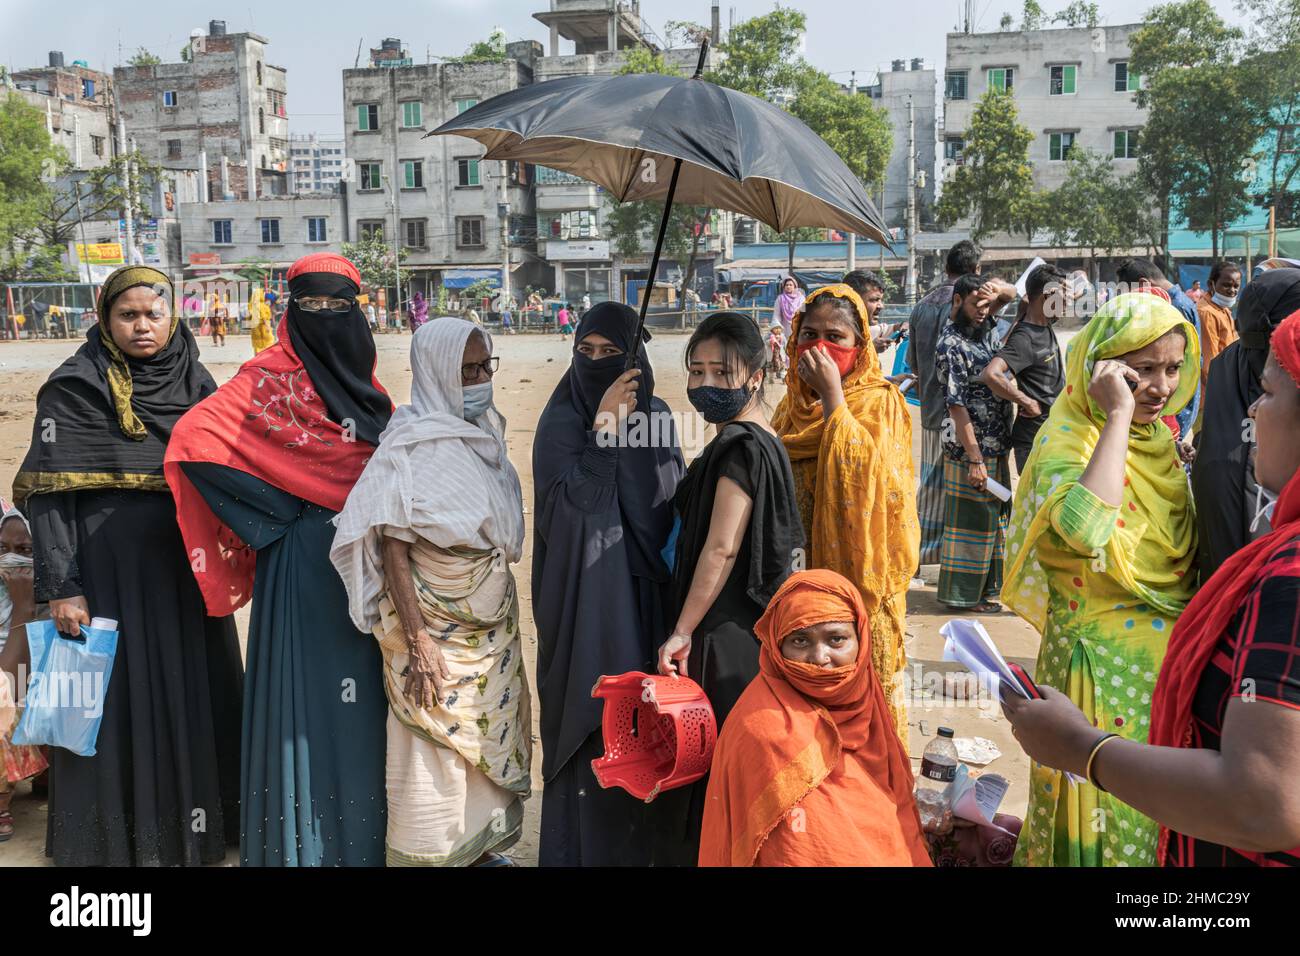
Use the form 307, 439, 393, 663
532, 301, 684, 866
13, 265, 241, 866
1192, 267, 1300, 580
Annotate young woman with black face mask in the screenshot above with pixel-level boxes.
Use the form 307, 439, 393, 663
649, 312, 804, 866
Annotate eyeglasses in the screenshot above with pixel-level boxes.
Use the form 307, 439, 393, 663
461, 357, 500, 381
295, 296, 352, 312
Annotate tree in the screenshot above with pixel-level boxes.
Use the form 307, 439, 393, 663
1132, 1, 1258, 257
664, 20, 711, 47
30, 148, 163, 250
705, 7, 808, 100
340, 234, 410, 292
1239, 0, 1300, 226
128, 48, 161, 66
1000, 12, 1015, 29
447, 28, 508, 63
1021, 0, 1047, 30
1054, 1, 1100, 27
0, 95, 69, 280
1045, 150, 1150, 279
935, 88, 1036, 242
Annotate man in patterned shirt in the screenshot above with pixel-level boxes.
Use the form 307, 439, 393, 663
935, 273, 1016, 612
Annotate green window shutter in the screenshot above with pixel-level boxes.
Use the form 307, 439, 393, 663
1113, 131, 1123, 157
1128, 71, 1140, 92
357, 104, 367, 130
468, 160, 480, 186
1064, 66, 1076, 95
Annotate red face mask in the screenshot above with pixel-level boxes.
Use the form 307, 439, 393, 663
796, 339, 859, 379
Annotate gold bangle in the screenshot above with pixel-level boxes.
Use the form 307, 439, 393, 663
1085, 733, 1121, 792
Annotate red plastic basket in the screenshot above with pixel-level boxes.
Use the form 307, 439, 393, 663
590, 671, 718, 803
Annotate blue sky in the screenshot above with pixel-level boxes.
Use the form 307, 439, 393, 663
1, 0, 1249, 137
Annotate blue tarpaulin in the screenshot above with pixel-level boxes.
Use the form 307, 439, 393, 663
442, 268, 502, 289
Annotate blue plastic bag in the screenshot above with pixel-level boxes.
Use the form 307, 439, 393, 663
13, 620, 119, 756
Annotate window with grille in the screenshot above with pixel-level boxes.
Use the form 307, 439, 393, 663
307, 217, 327, 242
358, 162, 381, 190
359, 220, 385, 241
944, 71, 968, 100
1049, 131, 1077, 161
260, 219, 281, 244
987, 67, 1014, 92
457, 217, 484, 247
212, 220, 232, 244
404, 219, 426, 247
1113, 129, 1140, 159
1049, 65, 1077, 95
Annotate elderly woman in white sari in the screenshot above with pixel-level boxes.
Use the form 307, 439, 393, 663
331, 317, 530, 867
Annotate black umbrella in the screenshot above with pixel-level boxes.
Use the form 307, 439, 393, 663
427, 41, 889, 360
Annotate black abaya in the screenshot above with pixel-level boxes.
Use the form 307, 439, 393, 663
29, 489, 241, 866
648, 421, 803, 866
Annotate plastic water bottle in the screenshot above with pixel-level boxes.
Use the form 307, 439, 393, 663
915, 726, 959, 833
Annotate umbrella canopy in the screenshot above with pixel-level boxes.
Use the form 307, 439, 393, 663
426, 70, 889, 245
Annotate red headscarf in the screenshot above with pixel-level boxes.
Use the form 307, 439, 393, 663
1149, 308, 1300, 862
164, 306, 390, 616
698, 569, 931, 866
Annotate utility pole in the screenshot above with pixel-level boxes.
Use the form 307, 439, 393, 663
116, 94, 134, 262
847, 71, 856, 274
389, 69, 402, 326
500, 160, 511, 312
1270, 204, 1278, 258
906, 96, 917, 303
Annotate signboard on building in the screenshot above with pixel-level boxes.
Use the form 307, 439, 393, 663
912, 230, 972, 251
546, 239, 610, 262
189, 252, 222, 266
75, 242, 124, 266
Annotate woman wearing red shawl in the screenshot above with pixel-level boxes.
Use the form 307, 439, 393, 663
698, 569, 931, 867
165, 253, 394, 866
1005, 308, 1300, 866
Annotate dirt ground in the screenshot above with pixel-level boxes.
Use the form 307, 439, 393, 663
0, 328, 1045, 867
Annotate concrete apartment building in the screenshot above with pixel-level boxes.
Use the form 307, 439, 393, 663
857, 59, 938, 230
114, 20, 290, 203
532, 0, 726, 304
942, 23, 1145, 204
178, 194, 344, 275
341, 37, 540, 301
290, 133, 346, 194
9, 53, 115, 171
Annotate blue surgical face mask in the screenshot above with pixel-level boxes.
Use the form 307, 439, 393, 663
688, 384, 754, 424
462, 381, 494, 420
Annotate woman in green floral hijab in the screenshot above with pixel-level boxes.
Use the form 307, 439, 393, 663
1004, 292, 1199, 867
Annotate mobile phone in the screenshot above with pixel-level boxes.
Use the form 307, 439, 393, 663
1004, 661, 1045, 700
889, 325, 909, 342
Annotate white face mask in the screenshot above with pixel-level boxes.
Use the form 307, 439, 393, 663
462, 381, 494, 420
1211, 292, 1238, 309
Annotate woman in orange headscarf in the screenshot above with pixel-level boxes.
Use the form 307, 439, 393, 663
698, 569, 930, 867
772, 284, 919, 736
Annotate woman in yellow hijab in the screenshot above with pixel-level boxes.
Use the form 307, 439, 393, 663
249, 286, 275, 354
1004, 292, 1199, 867
772, 284, 919, 736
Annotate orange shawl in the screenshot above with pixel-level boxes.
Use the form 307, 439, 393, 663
771, 284, 919, 611
698, 569, 931, 867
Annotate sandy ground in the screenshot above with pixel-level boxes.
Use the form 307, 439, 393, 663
0, 327, 1051, 867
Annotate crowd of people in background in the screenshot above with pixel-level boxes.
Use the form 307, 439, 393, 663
2, 239, 1299, 869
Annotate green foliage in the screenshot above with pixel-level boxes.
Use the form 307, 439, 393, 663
935, 89, 1036, 241
463, 277, 496, 303
448, 28, 508, 63
664, 20, 711, 47
1000, 13, 1015, 29
236, 257, 274, 282
1132, 1, 1258, 255
1021, 0, 1046, 30
340, 234, 410, 291
1045, 150, 1154, 256
0, 94, 69, 280
1239, 0, 1300, 224
1053, 2, 1099, 27
789, 70, 892, 191
705, 7, 808, 100
31, 148, 164, 251
128, 48, 161, 66
616, 46, 681, 78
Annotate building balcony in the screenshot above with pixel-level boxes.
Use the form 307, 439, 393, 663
536, 182, 601, 212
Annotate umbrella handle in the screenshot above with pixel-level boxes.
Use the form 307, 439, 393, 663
626, 155, 683, 372
624, 38, 706, 371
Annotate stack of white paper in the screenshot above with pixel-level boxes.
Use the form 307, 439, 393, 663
939, 618, 1024, 703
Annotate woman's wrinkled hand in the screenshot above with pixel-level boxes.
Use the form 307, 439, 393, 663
657, 633, 692, 678
405, 627, 451, 710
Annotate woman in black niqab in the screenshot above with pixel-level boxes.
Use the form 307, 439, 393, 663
1192, 267, 1300, 580
531, 301, 684, 866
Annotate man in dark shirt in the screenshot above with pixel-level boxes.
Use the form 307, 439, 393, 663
978, 263, 1069, 472
908, 239, 982, 564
